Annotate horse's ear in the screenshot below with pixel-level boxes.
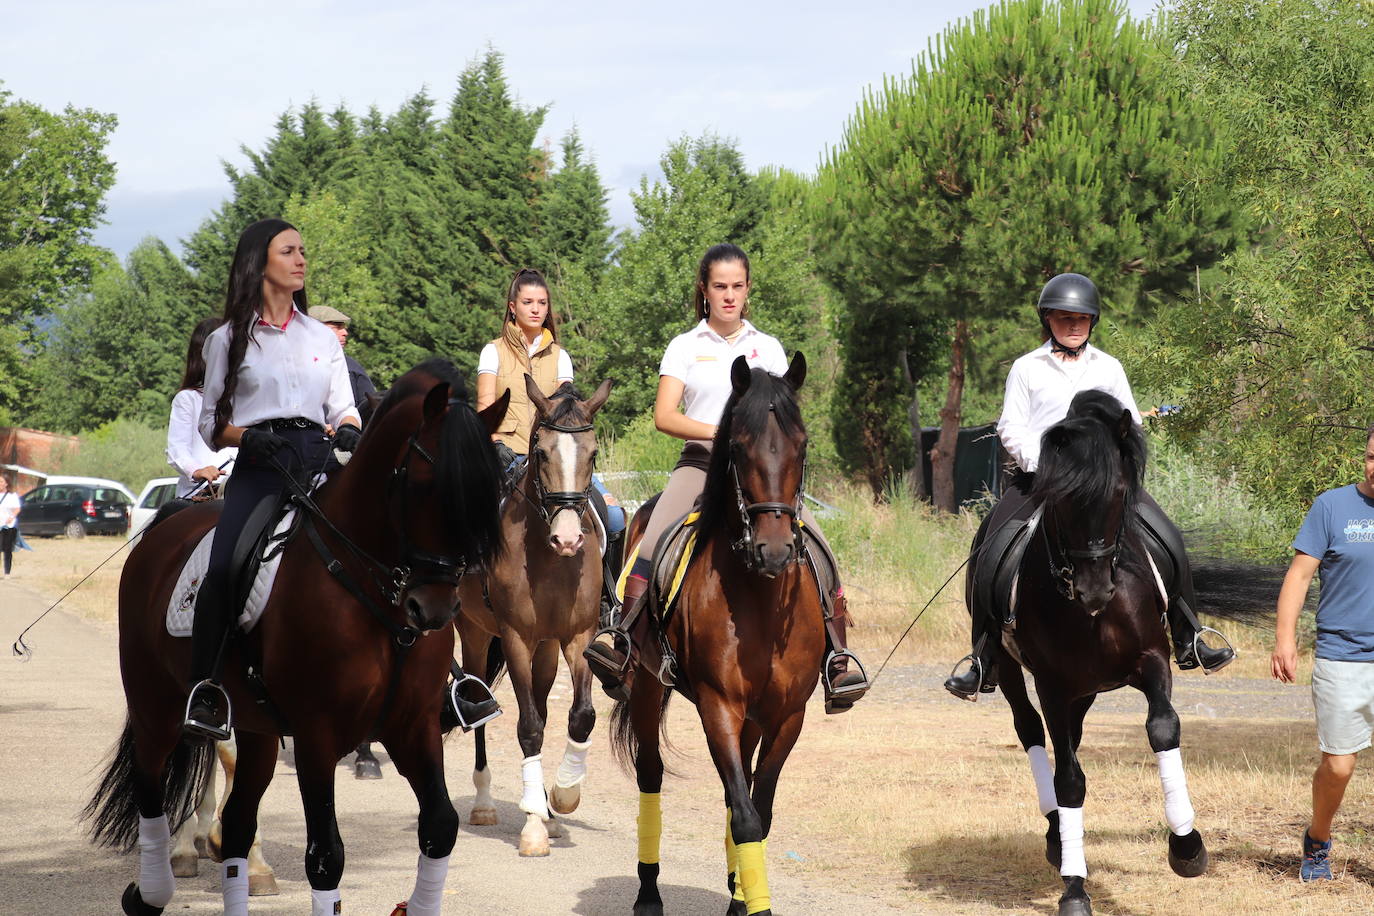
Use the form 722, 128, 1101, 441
525, 373, 553, 417
584, 378, 613, 417
479, 389, 511, 436
783, 351, 807, 390
730, 356, 752, 394
1117, 409, 1133, 441
422, 382, 450, 423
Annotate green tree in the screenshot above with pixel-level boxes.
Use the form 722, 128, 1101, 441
0, 86, 117, 421
541, 127, 612, 278
813, 0, 1242, 506
1129, 0, 1374, 527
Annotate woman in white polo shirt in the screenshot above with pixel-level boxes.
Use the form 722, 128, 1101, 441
584, 243, 868, 711
167, 316, 238, 498
183, 218, 361, 743
944, 273, 1234, 700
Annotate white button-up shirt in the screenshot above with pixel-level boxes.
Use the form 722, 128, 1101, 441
659, 320, 789, 424
167, 388, 238, 497
199, 308, 358, 449
996, 341, 1141, 473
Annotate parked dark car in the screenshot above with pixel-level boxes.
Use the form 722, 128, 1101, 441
20, 483, 132, 538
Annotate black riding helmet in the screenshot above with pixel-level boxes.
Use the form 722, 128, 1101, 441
1037, 273, 1099, 355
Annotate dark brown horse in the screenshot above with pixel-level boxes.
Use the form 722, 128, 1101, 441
456, 377, 612, 857
989, 390, 1207, 916
83, 359, 506, 915
611, 354, 819, 916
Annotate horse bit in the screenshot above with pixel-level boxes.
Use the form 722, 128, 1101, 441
1041, 503, 1125, 601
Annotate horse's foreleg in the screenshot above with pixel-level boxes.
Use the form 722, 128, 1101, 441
1039, 683, 1093, 916
727, 711, 803, 916
218, 730, 278, 913
292, 739, 346, 916
387, 725, 460, 916
1140, 655, 1207, 877
997, 653, 1059, 863
630, 676, 667, 916
501, 633, 554, 855
700, 690, 772, 916
550, 632, 596, 816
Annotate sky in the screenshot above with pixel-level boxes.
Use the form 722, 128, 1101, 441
4, 0, 1162, 261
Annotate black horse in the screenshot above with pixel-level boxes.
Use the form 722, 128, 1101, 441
989, 390, 1208, 916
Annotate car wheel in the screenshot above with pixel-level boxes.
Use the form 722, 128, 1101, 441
64, 519, 86, 539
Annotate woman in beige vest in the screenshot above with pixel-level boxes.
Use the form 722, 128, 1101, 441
477, 268, 574, 462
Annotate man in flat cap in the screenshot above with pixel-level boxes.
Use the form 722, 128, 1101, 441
310, 305, 378, 424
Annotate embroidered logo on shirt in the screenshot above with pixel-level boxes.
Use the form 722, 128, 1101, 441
749, 348, 759, 360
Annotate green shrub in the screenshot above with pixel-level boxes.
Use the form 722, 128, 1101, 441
48, 417, 171, 492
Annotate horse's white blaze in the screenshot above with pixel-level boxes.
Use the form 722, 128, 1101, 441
1026, 745, 1057, 816
1057, 806, 1087, 878
546, 433, 585, 553
1156, 747, 1196, 835
137, 814, 176, 907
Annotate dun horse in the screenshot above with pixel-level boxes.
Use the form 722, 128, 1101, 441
456, 377, 612, 857
611, 354, 819, 916
83, 360, 505, 915
983, 390, 1207, 916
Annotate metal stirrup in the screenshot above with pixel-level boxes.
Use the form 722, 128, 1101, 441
1193, 626, 1237, 675
945, 653, 985, 702
447, 672, 501, 732
823, 649, 870, 698
183, 680, 233, 741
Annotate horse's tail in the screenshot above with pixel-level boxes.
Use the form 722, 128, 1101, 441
485, 636, 507, 688
608, 689, 677, 777
82, 716, 214, 852
1192, 553, 1291, 629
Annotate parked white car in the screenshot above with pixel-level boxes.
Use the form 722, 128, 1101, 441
127, 477, 180, 542
43, 475, 136, 504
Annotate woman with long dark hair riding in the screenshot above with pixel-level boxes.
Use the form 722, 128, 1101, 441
167, 316, 237, 499
584, 243, 869, 712
944, 272, 1235, 700
183, 218, 361, 741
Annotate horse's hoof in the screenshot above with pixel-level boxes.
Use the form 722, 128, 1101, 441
355, 757, 383, 780
171, 851, 198, 877
207, 825, 223, 862
518, 835, 551, 857
194, 834, 210, 858
1168, 829, 1208, 877
122, 882, 165, 916
248, 872, 280, 896
632, 900, 664, 916
549, 783, 581, 814
1045, 810, 1062, 868
468, 806, 499, 826
1058, 897, 1092, 916
545, 817, 568, 839
726, 900, 748, 916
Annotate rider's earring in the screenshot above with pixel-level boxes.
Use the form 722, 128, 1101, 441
508, 310, 515, 323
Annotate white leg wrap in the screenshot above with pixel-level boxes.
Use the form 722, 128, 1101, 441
519, 754, 549, 819
310, 886, 342, 916
1057, 806, 1087, 878
222, 857, 250, 915
555, 737, 592, 788
1156, 747, 1196, 836
137, 815, 175, 907
403, 853, 451, 916
1026, 746, 1057, 816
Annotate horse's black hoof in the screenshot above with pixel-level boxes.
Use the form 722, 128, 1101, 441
122, 882, 165, 916
1045, 810, 1062, 868
726, 900, 748, 916
1167, 829, 1208, 877
354, 756, 383, 780
632, 899, 664, 916
1057, 877, 1091, 916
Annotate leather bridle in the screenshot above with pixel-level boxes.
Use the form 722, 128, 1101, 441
729, 407, 806, 572
522, 417, 596, 525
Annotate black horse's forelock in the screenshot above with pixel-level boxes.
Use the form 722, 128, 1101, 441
696, 367, 805, 544
1033, 391, 1147, 517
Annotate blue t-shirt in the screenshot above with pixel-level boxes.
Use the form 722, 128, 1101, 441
1293, 484, 1374, 661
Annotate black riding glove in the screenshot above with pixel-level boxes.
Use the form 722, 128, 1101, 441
333, 424, 362, 453
239, 427, 289, 463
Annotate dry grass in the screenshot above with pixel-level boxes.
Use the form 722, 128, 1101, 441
9, 534, 128, 626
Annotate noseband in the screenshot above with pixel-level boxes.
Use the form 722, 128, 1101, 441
729, 404, 806, 572
524, 417, 596, 525
1041, 502, 1126, 602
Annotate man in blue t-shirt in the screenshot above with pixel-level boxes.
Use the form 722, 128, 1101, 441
1273, 425, 1374, 882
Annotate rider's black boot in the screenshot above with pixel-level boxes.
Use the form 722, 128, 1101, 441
440, 667, 502, 733
584, 574, 649, 702
944, 631, 998, 701
1170, 596, 1235, 672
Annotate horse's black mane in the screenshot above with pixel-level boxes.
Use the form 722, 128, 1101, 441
695, 367, 804, 544
367, 357, 469, 429
1032, 390, 1147, 517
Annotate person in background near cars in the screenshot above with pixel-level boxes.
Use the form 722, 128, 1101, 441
308, 305, 377, 425
167, 317, 238, 499
1272, 423, 1374, 882
0, 475, 20, 578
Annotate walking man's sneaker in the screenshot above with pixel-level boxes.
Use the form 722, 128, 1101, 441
1301, 830, 1333, 882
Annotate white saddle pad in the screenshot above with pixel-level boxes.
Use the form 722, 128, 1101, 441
166, 510, 297, 638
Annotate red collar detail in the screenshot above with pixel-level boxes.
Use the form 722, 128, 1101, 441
256, 309, 295, 330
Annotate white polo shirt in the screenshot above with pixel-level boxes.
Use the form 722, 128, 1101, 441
659, 320, 789, 424
199, 307, 358, 448
996, 341, 1142, 473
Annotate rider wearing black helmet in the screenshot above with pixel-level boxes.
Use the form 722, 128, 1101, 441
944, 273, 1234, 700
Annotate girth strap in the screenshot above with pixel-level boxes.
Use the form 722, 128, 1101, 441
304, 516, 420, 741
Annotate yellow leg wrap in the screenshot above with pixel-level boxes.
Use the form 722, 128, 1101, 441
736, 840, 771, 914
725, 810, 744, 902
637, 792, 662, 865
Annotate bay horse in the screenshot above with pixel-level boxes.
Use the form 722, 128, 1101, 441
83, 358, 506, 915
611, 353, 818, 916
989, 389, 1207, 916
456, 376, 612, 857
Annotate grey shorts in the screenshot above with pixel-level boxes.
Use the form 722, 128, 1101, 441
1312, 657, 1374, 755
